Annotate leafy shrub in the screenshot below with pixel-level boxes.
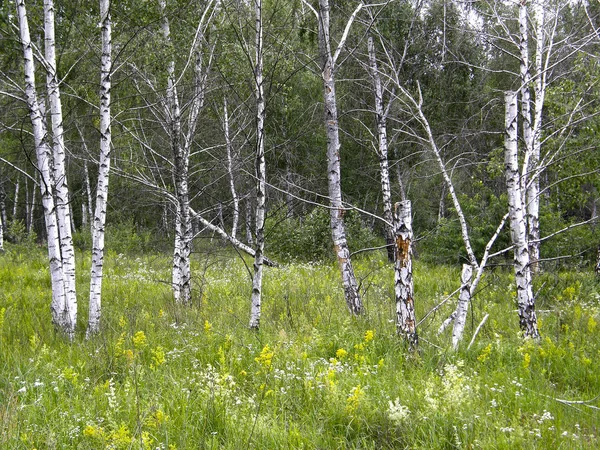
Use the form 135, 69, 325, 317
265, 206, 382, 261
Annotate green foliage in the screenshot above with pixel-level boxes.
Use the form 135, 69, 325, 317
1, 249, 599, 448
265, 206, 382, 262
5, 219, 36, 246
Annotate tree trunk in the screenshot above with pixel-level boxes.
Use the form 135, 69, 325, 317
367, 35, 395, 263
12, 178, 19, 221
245, 194, 254, 245
250, 0, 266, 330
451, 264, 473, 350
318, 0, 362, 314
28, 173, 37, 234
504, 90, 539, 339
528, 3, 547, 274
394, 200, 417, 349
17, 0, 72, 337
223, 98, 240, 239
161, 0, 192, 304
44, 0, 77, 333
87, 0, 112, 337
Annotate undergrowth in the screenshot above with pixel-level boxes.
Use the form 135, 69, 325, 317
0, 244, 598, 449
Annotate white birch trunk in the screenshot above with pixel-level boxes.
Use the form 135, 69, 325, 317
528, 2, 546, 274
83, 161, 93, 232
223, 98, 239, 239
394, 200, 417, 348
367, 36, 395, 263
17, 0, 71, 336
161, 0, 192, 304
504, 91, 539, 339
44, 0, 77, 331
87, 0, 112, 337
0, 182, 7, 235
246, 194, 253, 245
12, 178, 19, 220
28, 174, 38, 233
250, 0, 266, 330
318, 0, 362, 314
451, 264, 473, 350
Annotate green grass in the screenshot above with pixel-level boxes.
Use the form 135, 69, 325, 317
0, 244, 599, 449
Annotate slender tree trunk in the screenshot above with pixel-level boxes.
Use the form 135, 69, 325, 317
87, 0, 112, 337
246, 194, 254, 245
318, 0, 362, 314
28, 173, 37, 234
0, 181, 7, 236
12, 178, 19, 221
44, 0, 77, 333
528, 3, 547, 274
367, 35, 395, 263
451, 264, 473, 350
505, 91, 539, 339
250, 0, 266, 330
394, 200, 417, 348
17, 0, 72, 336
223, 98, 239, 239
161, 0, 191, 304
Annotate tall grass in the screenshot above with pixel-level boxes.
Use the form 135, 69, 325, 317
0, 243, 598, 449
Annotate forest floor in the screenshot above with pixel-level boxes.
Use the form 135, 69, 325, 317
0, 244, 599, 449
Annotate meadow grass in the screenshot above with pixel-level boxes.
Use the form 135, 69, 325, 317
0, 243, 599, 449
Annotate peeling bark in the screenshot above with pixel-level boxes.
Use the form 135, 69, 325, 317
394, 200, 417, 349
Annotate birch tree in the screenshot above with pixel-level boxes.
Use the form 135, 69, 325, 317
367, 35, 395, 263
394, 200, 417, 348
301, 0, 365, 314
505, 90, 539, 338
44, 0, 77, 332
16, 0, 74, 337
87, 0, 112, 337
249, 0, 266, 329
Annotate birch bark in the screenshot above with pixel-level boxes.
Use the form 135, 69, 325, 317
160, 0, 191, 304
451, 264, 473, 350
223, 98, 239, 239
12, 178, 19, 220
317, 0, 362, 314
527, 1, 547, 274
250, 0, 266, 330
394, 200, 417, 348
505, 90, 539, 339
16, 0, 71, 336
367, 35, 395, 263
87, 0, 112, 337
44, 0, 77, 331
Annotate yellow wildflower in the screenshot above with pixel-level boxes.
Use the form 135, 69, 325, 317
132, 331, 147, 349
364, 330, 375, 342
335, 348, 348, 359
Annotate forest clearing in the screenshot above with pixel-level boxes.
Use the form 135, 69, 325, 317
1, 241, 599, 449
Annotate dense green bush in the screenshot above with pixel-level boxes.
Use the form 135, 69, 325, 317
265, 206, 382, 261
